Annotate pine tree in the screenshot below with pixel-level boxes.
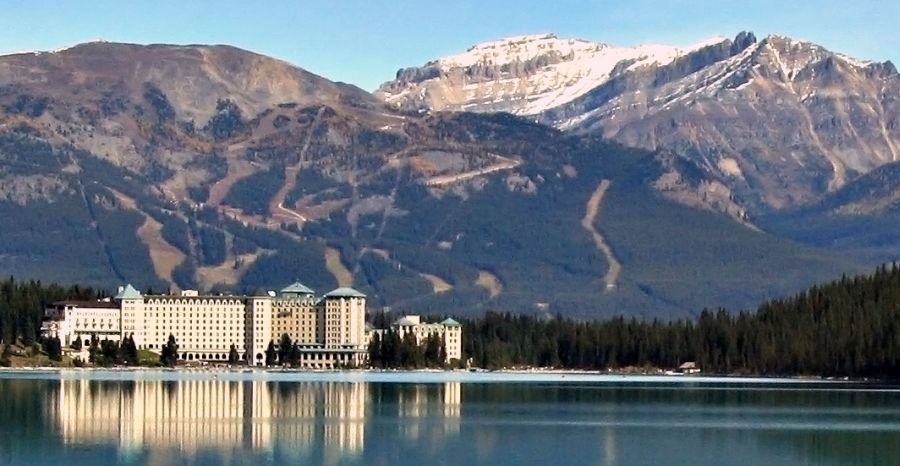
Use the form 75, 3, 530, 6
228, 343, 240, 364
290, 344, 302, 366
160, 334, 178, 367
368, 332, 382, 368
122, 334, 138, 365
265, 340, 277, 366
46, 336, 62, 361
88, 334, 100, 364
278, 334, 292, 366
424, 334, 442, 367
99, 339, 120, 366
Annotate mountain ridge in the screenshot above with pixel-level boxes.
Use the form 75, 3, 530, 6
0, 39, 874, 319
379, 31, 900, 216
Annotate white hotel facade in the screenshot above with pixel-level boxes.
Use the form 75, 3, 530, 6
42, 281, 463, 367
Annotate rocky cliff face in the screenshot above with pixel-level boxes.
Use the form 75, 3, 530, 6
379, 32, 900, 214
377, 33, 731, 116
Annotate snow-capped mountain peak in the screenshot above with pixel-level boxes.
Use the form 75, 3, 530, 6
377, 31, 900, 214
377, 33, 729, 115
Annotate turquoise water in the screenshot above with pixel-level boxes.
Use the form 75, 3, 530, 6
1, 371, 899, 465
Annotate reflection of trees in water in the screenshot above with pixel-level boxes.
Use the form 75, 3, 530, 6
0, 379, 59, 449
757, 430, 900, 466
2, 379, 897, 465
461, 381, 899, 408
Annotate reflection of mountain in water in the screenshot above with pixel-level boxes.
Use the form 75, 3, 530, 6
43, 378, 461, 461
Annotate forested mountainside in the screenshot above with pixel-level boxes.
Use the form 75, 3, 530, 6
0, 41, 867, 318
463, 263, 900, 378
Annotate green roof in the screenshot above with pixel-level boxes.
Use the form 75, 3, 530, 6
280, 281, 315, 295
324, 287, 366, 298
440, 318, 461, 327
114, 284, 143, 300
394, 317, 419, 326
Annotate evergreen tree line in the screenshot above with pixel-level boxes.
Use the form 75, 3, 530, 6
462, 264, 900, 378
368, 329, 447, 369
4, 263, 900, 377
0, 277, 101, 345
84, 334, 139, 367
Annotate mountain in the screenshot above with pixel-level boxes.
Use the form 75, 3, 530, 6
0, 41, 865, 318
760, 160, 900, 264
378, 32, 900, 217
1, 41, 378, 122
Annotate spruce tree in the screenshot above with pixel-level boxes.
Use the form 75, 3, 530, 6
228, 343, 239, 364
290, 344, 302, 366
265, 340, 277, 366
46, 336, 62, 361
122, 335, 138, 365
368, 332, 382, 368
88, 334, 100, 364
278, 334, 292, 366
160, 334, 178, 367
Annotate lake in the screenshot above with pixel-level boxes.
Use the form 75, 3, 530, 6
1, 370, 899, 465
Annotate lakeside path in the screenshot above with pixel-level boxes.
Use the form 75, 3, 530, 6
0, 368, 857, 385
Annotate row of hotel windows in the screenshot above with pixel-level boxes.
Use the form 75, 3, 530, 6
145, 312, 247, 317
145, 300, 244, 306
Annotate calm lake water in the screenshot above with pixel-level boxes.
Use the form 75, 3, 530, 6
1, 371, 899, 465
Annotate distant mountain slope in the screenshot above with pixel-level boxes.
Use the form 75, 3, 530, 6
0, 41, 378, 123
0, 41, 865, 318
379, 32, 900, 215
760, 161, 900, 264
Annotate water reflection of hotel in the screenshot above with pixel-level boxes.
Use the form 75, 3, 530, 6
46, 379, 461, 460
47, 380, 368, 458
397, 382, 462, 441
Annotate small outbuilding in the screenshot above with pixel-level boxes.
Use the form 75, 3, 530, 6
677, 362, 701, 374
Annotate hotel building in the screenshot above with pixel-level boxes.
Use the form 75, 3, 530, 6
371, 315, 463, 363
42, 282, 368, 368
42, 282, 463, 368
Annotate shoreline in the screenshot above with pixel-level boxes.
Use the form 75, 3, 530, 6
0, 366, 881, 385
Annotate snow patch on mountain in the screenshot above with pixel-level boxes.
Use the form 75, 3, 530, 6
379, 33, 729, 115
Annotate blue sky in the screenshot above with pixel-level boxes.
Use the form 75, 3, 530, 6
1, 0, 896, 91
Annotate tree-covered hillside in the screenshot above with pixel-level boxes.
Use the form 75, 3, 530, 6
464, 263, 900, 378
0, 278, 101, 347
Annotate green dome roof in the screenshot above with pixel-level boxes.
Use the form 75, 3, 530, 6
440, 318, 461, 327
114, 284, 143, 300
394, 316, 419, 326
280, 281, 315, 295
324, 287, 366, 298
